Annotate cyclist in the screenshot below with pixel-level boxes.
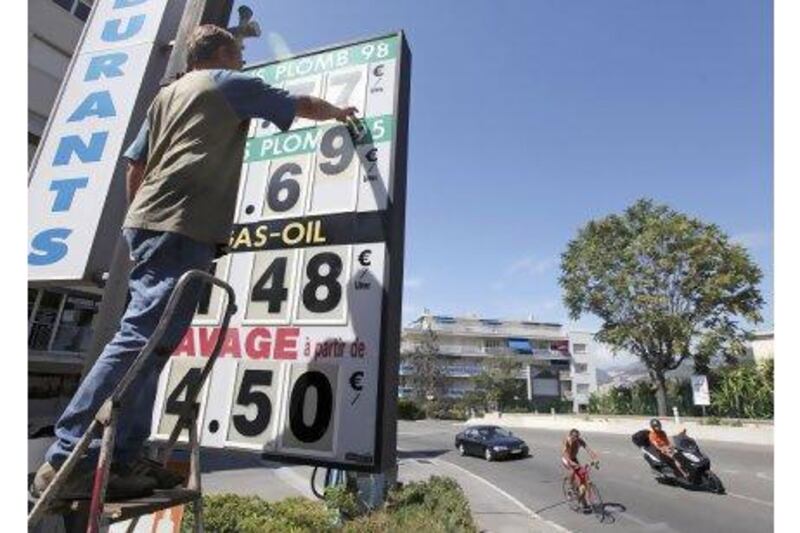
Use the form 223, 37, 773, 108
561, 428, 599, 511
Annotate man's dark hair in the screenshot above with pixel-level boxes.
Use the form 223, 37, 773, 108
187, 25, 237, 68
569, 428, 580, 437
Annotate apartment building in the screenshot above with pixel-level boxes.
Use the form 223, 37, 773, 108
746, 331, 774, 364
566, 330, 600, 412
400, 313, 575, 409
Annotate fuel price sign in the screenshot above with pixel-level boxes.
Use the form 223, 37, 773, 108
151, 32, 410, 472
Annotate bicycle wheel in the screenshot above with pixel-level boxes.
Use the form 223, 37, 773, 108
586, 482, 605, 519
562, 477, 580, 512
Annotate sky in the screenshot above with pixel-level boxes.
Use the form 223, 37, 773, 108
232, 0, 773, 341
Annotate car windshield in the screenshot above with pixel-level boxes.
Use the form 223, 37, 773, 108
478, 427, 512, 438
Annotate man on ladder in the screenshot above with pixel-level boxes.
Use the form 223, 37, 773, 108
31, 24, 358, 501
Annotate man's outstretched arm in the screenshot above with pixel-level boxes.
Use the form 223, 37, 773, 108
294, 95, 358, 123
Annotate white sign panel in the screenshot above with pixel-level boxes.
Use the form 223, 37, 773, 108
28, 0, 184, 281
152, 33, 409, 471
691, 375, 710, 406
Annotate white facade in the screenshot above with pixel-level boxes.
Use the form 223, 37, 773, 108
29, 0, 94, 163
746, 331, 774, 364
400, 313, 574, 407
567, 330, 600, 412
28, 1, 100, 455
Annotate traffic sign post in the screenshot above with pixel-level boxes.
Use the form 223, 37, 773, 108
150, 32, 411, 476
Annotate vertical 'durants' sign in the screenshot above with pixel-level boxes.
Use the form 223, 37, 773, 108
28, 0, 185, 282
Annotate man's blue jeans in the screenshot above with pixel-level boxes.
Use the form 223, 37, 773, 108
46, 229, 215, 468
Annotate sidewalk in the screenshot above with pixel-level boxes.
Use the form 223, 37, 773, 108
399, 455, 567, 533
469, 413, 773, 446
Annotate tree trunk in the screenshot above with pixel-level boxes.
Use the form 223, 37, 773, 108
654, 373, 668, 416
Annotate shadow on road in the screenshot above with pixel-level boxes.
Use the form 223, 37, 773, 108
597, 502, 627, 524
397, 448, 450, 460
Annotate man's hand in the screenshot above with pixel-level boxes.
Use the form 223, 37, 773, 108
334, 106, 358, 123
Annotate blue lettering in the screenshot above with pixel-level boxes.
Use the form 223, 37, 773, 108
29, 228, 73, 266
113, 0, 148, 8
53, 132, 108, 166
67, 91, 116, 122
49, 178, 89, 212
85, 53, 128, 81
101, 15, 145, 42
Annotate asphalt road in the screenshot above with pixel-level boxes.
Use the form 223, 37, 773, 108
398, 419, 774, 533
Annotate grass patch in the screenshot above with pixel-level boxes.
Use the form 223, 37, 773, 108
181, 476, 478, 533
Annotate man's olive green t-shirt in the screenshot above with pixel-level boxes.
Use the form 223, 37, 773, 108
123, 69, 296, 245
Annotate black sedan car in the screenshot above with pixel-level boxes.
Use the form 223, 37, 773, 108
454, 425, 529, 461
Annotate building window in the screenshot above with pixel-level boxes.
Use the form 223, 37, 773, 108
29, 291, 64, 351
29, 289, 41, 320
573, 343, 587, 354
53, 0, 75, 12
50, 294, 99, 353
574, 363, 588, 374
75, 1, 92, 21
51, 0, 92, 22
577, 384, 590, 394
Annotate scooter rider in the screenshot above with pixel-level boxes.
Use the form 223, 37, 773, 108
648, 418, 689, 479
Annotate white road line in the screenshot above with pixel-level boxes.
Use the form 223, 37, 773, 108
727, 492, 774, 507
756, 472, 773, 481
435, 458, 571, 533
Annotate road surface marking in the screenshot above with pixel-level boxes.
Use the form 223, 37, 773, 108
436, 458, 572, 533
727, 492, 773, 507
756, 472, 773, 481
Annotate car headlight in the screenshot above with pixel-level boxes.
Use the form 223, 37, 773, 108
493, 445, 509, 451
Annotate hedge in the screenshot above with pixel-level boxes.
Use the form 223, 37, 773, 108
181, 476, 478, 532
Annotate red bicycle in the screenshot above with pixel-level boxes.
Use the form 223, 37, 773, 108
562, 461, 605, 520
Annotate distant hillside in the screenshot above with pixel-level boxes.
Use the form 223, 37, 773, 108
597, 359, 696, 390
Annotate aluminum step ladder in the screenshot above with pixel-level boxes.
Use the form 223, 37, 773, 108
28, 269, 237, 533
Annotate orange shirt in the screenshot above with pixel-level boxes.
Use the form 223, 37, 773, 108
649, 429, 670, 449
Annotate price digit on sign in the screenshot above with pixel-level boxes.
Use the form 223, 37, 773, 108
267, 162, 302, 212
327, 70, 362, 108
246, 251, 298, 324
302, 252, 343, 313
288, 371, 334, 443
164, 367, 202, 417
319, 126, 355, 175
157, 359, 208, 438
251, 256, 289, 313
232, 369, 273, 437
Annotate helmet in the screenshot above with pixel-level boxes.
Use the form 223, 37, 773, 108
650, 418, 662, 430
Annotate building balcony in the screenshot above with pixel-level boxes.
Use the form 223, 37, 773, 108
402, 341, 572, 361
445, 365, 483, 377
559, 370, 572, 381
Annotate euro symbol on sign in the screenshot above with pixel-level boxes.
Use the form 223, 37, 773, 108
373, 65, 384, 77
349, 371, 364, 391
358, 250, 372, 266
366, 148, 378, 162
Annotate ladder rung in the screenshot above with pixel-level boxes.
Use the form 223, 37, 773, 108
68, 488, 201, 523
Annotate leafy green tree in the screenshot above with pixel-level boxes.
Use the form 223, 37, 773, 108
401, 326, 446, 403
474, 356, 526, 411
560, 199, 763, 415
